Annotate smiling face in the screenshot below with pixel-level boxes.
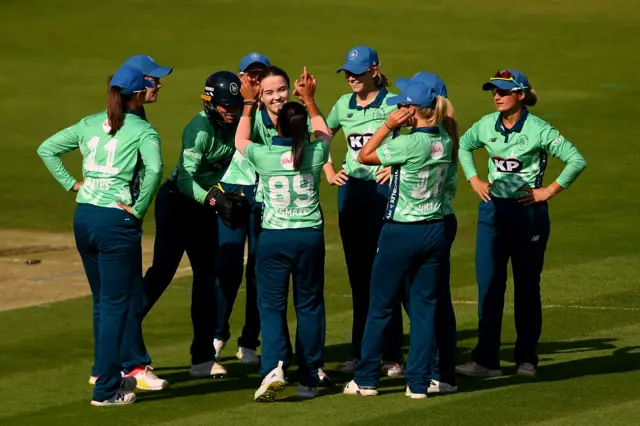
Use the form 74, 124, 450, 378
343, 68, 377, 94
260, 75, 290, 115
492, 88, 525, 113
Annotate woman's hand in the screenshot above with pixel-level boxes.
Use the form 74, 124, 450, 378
240, 74, 260, 102
294, 66, 316, 105
518, 187, 554, 205
375, 167, 391, 184
71, 181, 83, 192
117, 201, 135, 215
470, 176, 492, 202
385, 109, 413, 129
330, 168, 349, 186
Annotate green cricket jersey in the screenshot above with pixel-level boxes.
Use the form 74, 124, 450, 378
37, 111, 163, 219
459, 109, 587, 198
168, 111, 236, 204
442, 159, 458, 216
377, 127, 453, 222
223, 107, 315, 203
326, 88, 397, 180
244, 136, 330, 230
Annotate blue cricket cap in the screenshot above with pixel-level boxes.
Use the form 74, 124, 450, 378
482, 69, 529, 91
336, 46, 379, 74
239, 52, 271, 72
396, 72, 448, 98
122, 55, 173, 78
110, 66, 155, 95
386, 81, 437, 108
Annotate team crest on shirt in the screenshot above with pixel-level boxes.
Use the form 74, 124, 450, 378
373, 109, 385, 122
430, 140, 444, 160
280, 152, 294, 170
229, 82, 239, 95
347, 133, 373, 150
516, 135, 529, 151
102, 120, 111, 134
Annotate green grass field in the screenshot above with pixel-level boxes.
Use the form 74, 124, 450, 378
1, 0, 640, 424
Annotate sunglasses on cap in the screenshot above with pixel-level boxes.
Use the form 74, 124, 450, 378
490, 70, 516, 82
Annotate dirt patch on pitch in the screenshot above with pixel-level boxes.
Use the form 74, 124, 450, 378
0, 229, 192, 312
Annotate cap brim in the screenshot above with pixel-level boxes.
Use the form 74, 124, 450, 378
240, 60, 270, 72
147, 66, 173, 78
482, 80, 518, 91
336, 63, 370, 74
386, 95, 406, 106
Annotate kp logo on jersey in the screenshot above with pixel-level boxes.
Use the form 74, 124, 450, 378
347, 133, 373, 150
492, 156, 523, 173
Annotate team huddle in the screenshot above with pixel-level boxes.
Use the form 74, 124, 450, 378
37, 46, 586, 406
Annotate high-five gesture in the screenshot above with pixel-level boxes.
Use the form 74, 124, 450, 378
294, 66, 316, 106
240, 74, 260, 103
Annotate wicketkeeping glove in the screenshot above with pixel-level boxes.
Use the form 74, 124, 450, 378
205, 184, 251, 230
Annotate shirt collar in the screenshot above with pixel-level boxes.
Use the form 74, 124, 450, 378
348, 87, 388, 110
125, 107, 146, 120
271, 136, 293, 146
411, 126, 440, 135
261, 106, 275, 128
495, 107, 529, 136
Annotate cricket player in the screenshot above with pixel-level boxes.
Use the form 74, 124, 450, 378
214, 53, 271, 365
235, 69, 331, 402
343, 80, 456, 398
37, 65, 163, 406
324, 46, 405, 376
141, 71, 250, 379
455, 70, 587, 378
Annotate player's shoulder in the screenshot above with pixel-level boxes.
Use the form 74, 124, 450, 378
77, 111, 108, 129
478, 111, 500, 125
524, 111, 552, 129
332, 93, 353, 109
183, 111, 214, 138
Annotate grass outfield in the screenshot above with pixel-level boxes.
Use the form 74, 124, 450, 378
1, 0, 640, 424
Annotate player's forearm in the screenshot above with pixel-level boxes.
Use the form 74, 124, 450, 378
358, 125, 390, 165
322, 161, 336, 182
235, 114, 253, 155
555, 147, 587, 189
132, 167, 163, 219
176, 172, 208, 204
458, 146, 479, 181
37, 130, 80, 191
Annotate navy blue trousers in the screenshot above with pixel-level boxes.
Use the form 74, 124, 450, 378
472, 199, 550, 369
74, 203, 145, 402
214, 182, 261, 350
338, 177, 404, 363
355, 220, 450, 393
141, 180, 219, 365
256, 228, 326, 387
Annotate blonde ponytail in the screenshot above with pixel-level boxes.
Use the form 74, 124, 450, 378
418, 95, 447, 127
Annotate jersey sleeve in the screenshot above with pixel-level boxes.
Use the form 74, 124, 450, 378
326, 101, 342, 131
176, 128, 210, 204
540, 125, 587, 188
243, 143, 264, 174
376, 135, 410, 166
37, 123, 81, 191
458, 120, 484, 181
131, 133, 163, 219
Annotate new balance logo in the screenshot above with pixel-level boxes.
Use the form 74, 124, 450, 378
492, 156, 523, 173
531, 235, 540, 242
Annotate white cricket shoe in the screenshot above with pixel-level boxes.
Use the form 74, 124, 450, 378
236, 347, 260, 364
90, 377, 137, 407
405, 386, 427, 399
517, 363, 537, 377
337, 358, 359, 374
124, 365, 169, 391
214, 339, 227, 361
427, 380, 458, 395
254, 361, 286, 402
343, 379, 378, 396
189, 360, 228, 378
455, 361, 502, 377
318, 368, 331, 386
381, 362, 404, 377
297, 385, 318, 399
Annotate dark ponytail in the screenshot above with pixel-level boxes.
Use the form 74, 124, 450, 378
107, 87, 126, 136
278, 102, 308, 171
257, 65, 291, 87
374, 72, 390, 88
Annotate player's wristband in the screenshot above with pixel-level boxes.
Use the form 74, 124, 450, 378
244, 100, 257, 105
